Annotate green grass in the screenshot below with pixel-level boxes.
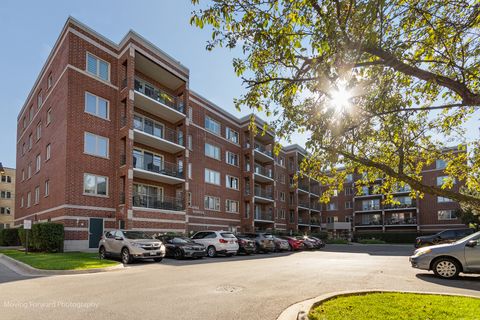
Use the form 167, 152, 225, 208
0, 249, 119, 270
309, 292, 480, 320
357, 239, 387, 244
326, 239, 349, 244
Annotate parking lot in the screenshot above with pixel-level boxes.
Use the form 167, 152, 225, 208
0, 244, 479, 320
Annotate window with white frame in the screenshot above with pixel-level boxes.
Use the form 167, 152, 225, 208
188, 107, 193, 120
332, 189, 338, 197
133, 114, 165, 139
226, 175, 239, 190
188, 163, 192, 179
45, 180, 49, 197
84, 132, 109, 158
438, 210, 457, 221
279, 209, 286, 219
34, 186, 40, 204
226, 127, 239, 143
345, 201, 353, 209
27, 192, 31, 207
205, 116, 220, 135
1, 175, 11, 183
28, 134, 32, 150
187, 135, 192, 150
85, 92, 109, 120
226, 199, 239, 213
204, 195, 220, 211
48, 73, 53, 89
35, 154, 41, 172
20, 196, 24, 208
438, 196, 453, 203
0, 207, 10, 215
36, 122, 41, 141
46, 108, 52, 125
37, 91, 43, 109
28, 163, 32, 179
280, 192, 286, 202
29, 106, 34, 122
436, 159, 447, 169
436, 176, 456, 186
345, 187, 354, 196
327, 202, 338, 211
187, 192, 192, 207
23, 116, 27, 129
0, 191, 11, 199
205, 143, 221, 160
205, 168, 220, 185
278, 156, 285, 166
21, 170, 25, 181
46, 144, 51, 160
83, 173, 108, 196
226, 151, 238, 166
86, 53, 110, 81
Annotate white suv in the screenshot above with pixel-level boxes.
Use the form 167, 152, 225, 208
191, 231, 239, 257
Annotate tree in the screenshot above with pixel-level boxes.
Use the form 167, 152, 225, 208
191, 0, 480, 208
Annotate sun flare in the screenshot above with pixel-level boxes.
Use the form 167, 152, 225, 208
330, 84, 352, 111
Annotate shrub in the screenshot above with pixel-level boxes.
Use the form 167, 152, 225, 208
326, 239, 349, 244
310, 231, 329, 240
358, 239, 386, 244
353, 232, 435, 244
17, 223, 64, 252
0, 229, 20, 246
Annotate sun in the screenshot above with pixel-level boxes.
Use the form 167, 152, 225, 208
329, 84, 352, 111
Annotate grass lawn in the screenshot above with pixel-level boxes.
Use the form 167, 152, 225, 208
0, 249, 119, 270
309, 292, 480, 320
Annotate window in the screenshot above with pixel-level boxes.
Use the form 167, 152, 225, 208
279, 209, 286, 219
86, 53, 110, 81
226, 175, 239, 190
20, 197, 24, 208
46, 144, 51, 160
188, 107, 193, 120
0, 207, 10, 215
280, 192, 286, 202
436, 159, 447, 170
205, 169, 220, 185
83, 174, 108, 196
22, 143, 26, 155
438, 196, 453, 203
1, 175, 11, 183
46, 108, 52, 125
28, 163, 32, 179
23, 116, 27, 129
437, 176, 455, 186
280, 174, 286, 184
48, 73, 53, 89
37, 91, 43, 108
204, 196, 220, 211
28, 134, 32, 150
27, 192, 31, 207
188, 163, 192, 179
187, 192, 192, 207
29, 106, 34, 122
345, 187, 354, 196
205, 143, 221, 160
35, 154, 41, 172
205, 116, 220, 135
45, 180, 49, 197
345, 201, 353, 209
345, 174, 353, 183
0, 191, 11, 199
187, 135, 192, 150
21, 170, 25, 181
133, 114, 165, 139
332, 189, 338, 197
226, 199, 239, 213
327, 203, 338, 211
34, 186, 40, 204
226, 127, 239, 143
84, 132, 109, 158
36, 122, 41, 141
85, 92, 109, 120
438, 210, 457, 221
278, 156, 285, 166
362, 199, 380, 210
226, 151, 239, 166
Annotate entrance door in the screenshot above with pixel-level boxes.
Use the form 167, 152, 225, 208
89, 218, 104, 248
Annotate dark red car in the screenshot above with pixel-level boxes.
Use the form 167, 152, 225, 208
281, 236, 304, 251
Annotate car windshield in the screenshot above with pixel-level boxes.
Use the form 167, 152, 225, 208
172, 237, 194, 244
454, 231, 480, 244
123, 231, 151, 240
263, 234, 273, 238
221, 232, 236, 238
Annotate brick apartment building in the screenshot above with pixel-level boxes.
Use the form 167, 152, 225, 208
0, 164, 15, 229
15, 18, 465, 250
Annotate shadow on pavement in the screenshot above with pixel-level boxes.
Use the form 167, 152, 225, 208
415, 273, 480, 292
321, 244, 414, 256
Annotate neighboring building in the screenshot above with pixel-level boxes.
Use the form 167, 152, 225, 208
14, 18, 466, 250
0, 164, 15, 229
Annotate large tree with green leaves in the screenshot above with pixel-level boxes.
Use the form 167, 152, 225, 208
191, 0, 480, 207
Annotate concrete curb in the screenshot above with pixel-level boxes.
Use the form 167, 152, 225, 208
276, 289, 480, 320
0, 253, 124, 276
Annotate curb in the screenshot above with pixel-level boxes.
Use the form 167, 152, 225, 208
0, 253, 124, 276
276, 290, 480, 320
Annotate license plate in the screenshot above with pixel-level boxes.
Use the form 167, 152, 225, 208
150, 252, 157, 256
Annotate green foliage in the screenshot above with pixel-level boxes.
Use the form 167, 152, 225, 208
310, 232, 328, 240
191, 0, 480, 208
326, 238, 349, 244
0, 229, 20, 246
358, 239, 386, 244
455, 208, 480, 230
17, 223, 64, 252
354, 232, 434, 244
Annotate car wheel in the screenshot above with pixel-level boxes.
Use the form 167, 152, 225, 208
433, 258, 461, 279
207, 246, 217, 258
121, 248, 132, 264
174, 249, 184, 260
99, 246, 106, 260
288, 244, 293, 251
153, 257, 163, 262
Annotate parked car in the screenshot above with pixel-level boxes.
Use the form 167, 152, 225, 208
99, 230, 166, 264
410, 231, 480, 279
298, 236, 316, 250
244, 233, 275, 253
272, 236, 290, 252
191, 231, 239, 257
236, 234, 256, 255
415, 228, 474, 248
156, 235, 206, 259
306, 236, 325, 249
281, 236, 304, 251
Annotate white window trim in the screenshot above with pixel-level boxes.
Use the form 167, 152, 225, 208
35, 154, 41, 173
83, 173, 109, 198
44, 180, 50, 197
225, 151, 239, 167
34, 186, 40, 205
438, 209, 457, 221
226, 175, 240, 190
205, 142, 221, 161
204, 195, 221, 211
46, 144, 51, 161
225, 199, 239, 213
86, 52, 111, 82
225, 127, 239, 144
205, 168, 221, 186
84, 132, 109, 159
85, 92, 110, 120
205, 116, 221, 136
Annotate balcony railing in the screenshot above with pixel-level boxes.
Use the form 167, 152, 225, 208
298, 217, 310, 224
133, 193, 184, 211
384, 202, 416, 210
310, 219, 321, 226
133, 154, 184, 179
253, 143, 273, 157
298, 201, 310, 208
298, 184, 309, 192
310, 186, 320, 195
134, 78, 184, 113
254, 187, 273, 200
310, 203, 322, 210
254, 165, 273, 178
385, 217, 417, 225
254, 211, 274, 221
360, 204, 381, 211
133, 118, 183, 146
357, 220, 383, 226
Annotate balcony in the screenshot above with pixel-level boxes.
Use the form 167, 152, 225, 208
253, 165, 274, 183
310, 203, 322, 212
298, 201, 310, 210
253, 143, 274, 162
298, 184, 310, 193
134, 78, 185, 123
385, 217, 417, 226
254, 187, 274, 203
326, 222, 351, 230
254, 210, 274, 222
133, 193, 184, 211
132, 154, 184, 184
298, 217, 310, 226
356, 203, 382, 212
133, 119, 184, 153
310, 186, 320, 196
383, 202, 417, 211
310, 219, 321, 226
393, 185, 412, 194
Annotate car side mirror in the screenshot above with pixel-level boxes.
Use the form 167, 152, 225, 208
115, 236, 123, 241
466, 240, 478, 248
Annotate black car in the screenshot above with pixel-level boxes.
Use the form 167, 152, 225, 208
236, 234, 256, 255
415, 228, 474, 248
156, 235, 207, 259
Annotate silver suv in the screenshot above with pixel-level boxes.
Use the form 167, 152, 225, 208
99, 230, 166, 264
410, 231, 480, 279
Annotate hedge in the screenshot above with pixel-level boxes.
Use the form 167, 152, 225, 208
18, 223, 64, 252
0, 228, 20, 246
353, 232, 435, 244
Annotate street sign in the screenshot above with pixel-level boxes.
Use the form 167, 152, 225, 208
24, 219, 32, 230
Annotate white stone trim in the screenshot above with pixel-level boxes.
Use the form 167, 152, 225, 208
131, 217, 185, 224
132, 207, 186, 215
14, 204, 116, 221
187, 215, 240, 222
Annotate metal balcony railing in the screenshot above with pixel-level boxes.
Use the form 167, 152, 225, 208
133, 193, 184, 211
133, 119, 183, 146
298, 201, 310, 208
310, 203, 322, 210
384, 201, 416, 210
254, 187, 273, 199
253, 143, 273, 157
360, 204, 381, 211
358, 220, 383, 226
298, 217, 310, 224
385, 217, 417, 225
254, 165, 273, 178
133, 154, 184, 179
134, 78, 184, 113
298, 184, 309, 192
310, 219, 321, 226
254, 211, 274, 221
